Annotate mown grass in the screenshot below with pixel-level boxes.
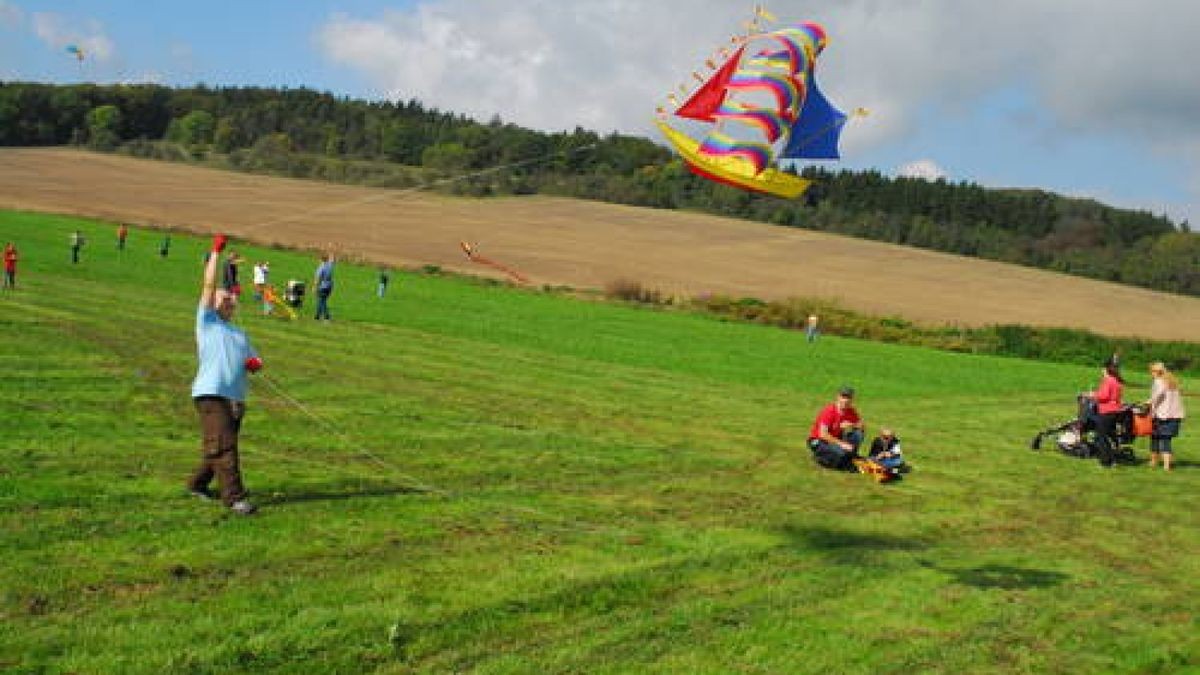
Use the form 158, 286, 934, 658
1, 209, 1197, 674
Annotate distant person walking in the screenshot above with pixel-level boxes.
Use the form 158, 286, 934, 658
189, 234, 261, 515
806, 314, 820, 343
313, 253, 335, 321
159, 234, 171, 259
1088, 357, 1124, 468
3, 242, 17, 290
117, 224, 129, 251
70, 229, 85, 264
377, 266, 390, 298
1147, 362, 1186, 472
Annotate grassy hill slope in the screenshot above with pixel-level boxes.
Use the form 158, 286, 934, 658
1, 210, 1197, 673
3, 147, 1200, 342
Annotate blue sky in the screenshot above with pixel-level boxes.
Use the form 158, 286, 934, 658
3, 0, 1198, 226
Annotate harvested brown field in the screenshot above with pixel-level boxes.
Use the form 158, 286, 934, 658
2, 147, 1196, 341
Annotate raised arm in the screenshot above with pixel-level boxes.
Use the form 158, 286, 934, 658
200, 235, 227, 309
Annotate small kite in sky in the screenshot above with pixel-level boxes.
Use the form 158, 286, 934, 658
65, 45, 85, 62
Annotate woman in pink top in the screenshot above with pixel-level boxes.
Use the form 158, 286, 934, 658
1090, 359, 1124, 468
1147, 362, 1186, 471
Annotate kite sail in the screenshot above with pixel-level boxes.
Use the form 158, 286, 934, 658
656, 11, 859, 199
65, 45, 85, 62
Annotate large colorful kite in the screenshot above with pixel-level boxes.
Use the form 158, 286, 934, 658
656, 7, 863, 198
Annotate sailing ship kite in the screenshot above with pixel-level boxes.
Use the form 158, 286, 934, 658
656, 9, 864, 199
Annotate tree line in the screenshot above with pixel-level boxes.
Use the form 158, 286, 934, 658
2, 81, 1195, 297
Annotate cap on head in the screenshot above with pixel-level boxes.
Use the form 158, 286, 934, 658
839, 386, 855, 399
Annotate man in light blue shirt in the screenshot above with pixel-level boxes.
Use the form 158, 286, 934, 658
189, 234, 262, 515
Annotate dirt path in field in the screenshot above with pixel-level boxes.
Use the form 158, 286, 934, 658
2, 147, 1197, 341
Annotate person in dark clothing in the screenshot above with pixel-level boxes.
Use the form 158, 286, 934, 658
222, 251, 242, 297
70, 230, 85, 264
867, 428, 905, 470
377, 266, 391, 298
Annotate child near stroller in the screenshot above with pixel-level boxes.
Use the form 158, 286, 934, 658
1030, 394, 1148, 463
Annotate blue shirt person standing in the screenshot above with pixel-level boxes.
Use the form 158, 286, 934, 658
189, 234, 262, 515
313, 253, 335, 320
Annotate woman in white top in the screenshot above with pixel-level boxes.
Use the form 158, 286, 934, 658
1147, 362, 1186, 471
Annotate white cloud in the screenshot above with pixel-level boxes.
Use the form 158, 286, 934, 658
316, 1, 1200, 142
31, 12, 115, 62
898, 159, 947, 182
0, 1, 22, 29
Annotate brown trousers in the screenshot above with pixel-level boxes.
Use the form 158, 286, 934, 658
191, 396, 248, 505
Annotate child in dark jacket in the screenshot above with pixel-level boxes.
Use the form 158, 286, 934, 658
868, 428, 905, 470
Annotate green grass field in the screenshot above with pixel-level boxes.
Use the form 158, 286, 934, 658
1, 209, 1197, 674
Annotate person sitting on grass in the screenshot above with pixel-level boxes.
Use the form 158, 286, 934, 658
868, 427, 905, 471
807, 386, 864, 471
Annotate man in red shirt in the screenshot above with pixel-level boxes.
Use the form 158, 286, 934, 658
807, 386, 865, 470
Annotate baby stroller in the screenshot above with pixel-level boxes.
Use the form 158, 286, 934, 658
1030, 394, 1144, 463
284, 280, 305, 309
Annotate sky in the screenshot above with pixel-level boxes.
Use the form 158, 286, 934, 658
2, 0, 1198, 226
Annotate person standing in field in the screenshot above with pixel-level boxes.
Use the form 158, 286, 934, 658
807, 386, 865, 470
377, 266, 390, 298
189, 234, 261, 515
3, 242, 17, 290
223, 250, 242, 298
1088, 357, 1124, 468
117, 224, 129, 251
313, 253, 335, 321
1147, 362, 1186, 472
70, 229, 85, 264
253, 261, 272, 315
159, 233, 171, 259
806, 314, 820, 343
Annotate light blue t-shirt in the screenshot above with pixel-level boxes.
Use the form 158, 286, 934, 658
191, 304, 256, 401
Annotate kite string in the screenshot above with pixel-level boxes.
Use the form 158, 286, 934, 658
257, 372, 446, 495
236, 144, 597, 236
255, 373, 634, 538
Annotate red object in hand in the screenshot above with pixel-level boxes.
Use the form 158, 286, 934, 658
212, 234, 228, 253
245, 356, 263, 373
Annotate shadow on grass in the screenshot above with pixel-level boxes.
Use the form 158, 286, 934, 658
940, 564, 1068, 590
778, 524, 927, 563
260, 483, 428, 506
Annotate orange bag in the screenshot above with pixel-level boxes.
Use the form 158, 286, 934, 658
1132, 413, 1153, 438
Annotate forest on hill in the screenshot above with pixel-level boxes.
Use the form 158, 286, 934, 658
2, 81, 1196, 297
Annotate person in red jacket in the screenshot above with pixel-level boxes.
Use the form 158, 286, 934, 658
1088, 357, 1124, 468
